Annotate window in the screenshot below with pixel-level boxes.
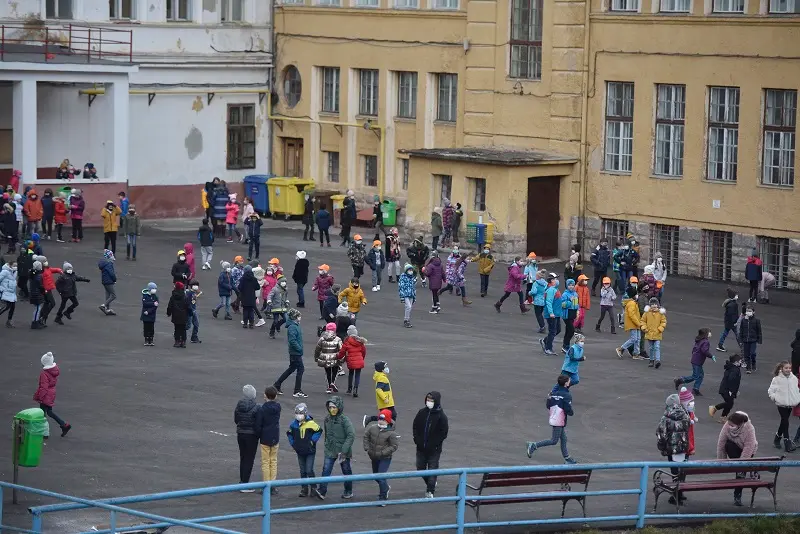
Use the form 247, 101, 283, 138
660, 0, 690, 11
602, 218, 629, 245
227, 105, 256, 170
435, 174, 452, 204
758, 236, 789, 288
762, 89, 796, 187
283, 66, 302, 108
701, 230, 732, 281
401, 159, 409, 190
356, 0, 378, 6
46, 0, 73, 18
509, 0, 543, 80
281, 0, 305, 4
317, 0, 341, 4
432, 0, 458, 8
397, 72, 418, 119
109, 0, 133, 19
769, 0, 800, 12
395, 0, 418, 7
654, 84, 685, 177
437, 74, 458, 123
471, 178, 487, 211
649, 224, 679, 274
166, 0, 189, 20
610, 0, 639, 11
713, 0, 744, 11
326, 152, 340, 183
359, 69, 379, 116
221, 0, 244, 21
364, 156, 378, 187
321, 67, 340, 113
604, 82, 634, 172
707, 87, 739, 182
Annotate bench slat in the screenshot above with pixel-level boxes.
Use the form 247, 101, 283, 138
678, 480, 774, 491
483, 475, 589, 488
467, 494, 577, 506
485, 470, 591, 480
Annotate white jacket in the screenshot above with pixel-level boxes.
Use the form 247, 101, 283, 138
768, 373, 800, 408
651, 259, 667, 283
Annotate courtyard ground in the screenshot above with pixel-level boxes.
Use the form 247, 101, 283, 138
1, 220, 799, 533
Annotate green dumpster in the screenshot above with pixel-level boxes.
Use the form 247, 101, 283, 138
381, 200, 397, 226
59, 186, 73, 198
14, 408, 47, 467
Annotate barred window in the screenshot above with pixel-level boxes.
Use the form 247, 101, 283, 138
397, 72, 418, 119
757, 236, 789, 288
701, 230, 732, 281
654, 84, 685, 177
649, 224, 679, 274
602, 219, 629, 245
604, 82, 634, 172
707, 87, 739, 182
509, 0, 543, 80
762, 89, 796, 187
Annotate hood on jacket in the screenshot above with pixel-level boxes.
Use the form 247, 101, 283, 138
747, 256, 763, 265
326, 395, 345, 413
643, 306, 666, 314
184, 243, 194, 254
429, 257, 441, 266
27, 188, 38, 199
13, 194, 21, 202
337, 302, 350, 317
321, 329, 338, 342
348, 280, 360, 290
427, 391, 442, 410
723, 360, 739, 372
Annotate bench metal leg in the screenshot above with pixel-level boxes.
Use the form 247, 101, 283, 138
652, 488, 661, 513
750, 489, 757, 509
579, 497, 587, 518
560, 499, 567, 518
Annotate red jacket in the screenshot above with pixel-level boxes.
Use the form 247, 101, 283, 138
339, 336, 366, 370
42, 267, 63, 292
54, 199, 68, 224
33, 366, 59, 406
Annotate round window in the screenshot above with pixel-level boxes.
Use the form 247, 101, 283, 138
283, 66, 302, 108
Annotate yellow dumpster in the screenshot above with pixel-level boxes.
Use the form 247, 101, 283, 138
330, 194, 346, 228
267, 177, 316, 219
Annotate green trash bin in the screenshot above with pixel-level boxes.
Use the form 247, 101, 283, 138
381, 200, 397, 226
14, 408, 47, 467
58, 186, 73, 198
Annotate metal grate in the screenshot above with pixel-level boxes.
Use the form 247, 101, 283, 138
701, 230, 732, 281
757, 236, 790, 288
649, 224, 679, 273
602, 219, 629, 245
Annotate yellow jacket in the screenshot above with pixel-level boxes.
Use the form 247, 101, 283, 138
373, 371, 394, 409
476, 254, 496, 275
640, 305, 667, 340
623, 298, 641, 331
339, 283, 367, 313
201, 189, 209, 210
101, 205, 122, 233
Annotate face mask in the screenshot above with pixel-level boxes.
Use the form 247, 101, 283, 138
426, 400, 434, 409
452, 250, 459, 255
267, 270, 274, 276
66, 269, 73, 274
150, 289, 157, 295
577, 341, 584, 348
11, 266, 17, 272
374, 247, 380, 251
355, 240, 362, 245
295, 414, 305, 421
328, 407, 338, 416
319, 270, 325, 275
279, 281, 287, 288
226, 268, 231, 273
384, 366, 390, 374
304, 195, 310, 201
179, 256, 186, 262
687, 401, 695, 412
483, 249, 489, 254
734, 295, 739, 300
191, 286, 199, 291
377, 421, 388, 429
746, 311, 754, 317
707, 332, 712, 338
406, 270, 413, 276
43, 262, 49, 267
353, 284, 359, 289
296, 316, 302, 322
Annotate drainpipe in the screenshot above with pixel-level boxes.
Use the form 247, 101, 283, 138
577, 0, 592, 251
267, 0, 276, 176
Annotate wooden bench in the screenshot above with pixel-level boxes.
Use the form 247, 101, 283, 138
90, 522, 169, 534
465, 469, 592, 522
652, 456, 784, 512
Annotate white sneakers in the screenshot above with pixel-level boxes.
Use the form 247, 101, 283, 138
201, 262, 211, 271
256, 318, 266, 327
376, 285, 381, 291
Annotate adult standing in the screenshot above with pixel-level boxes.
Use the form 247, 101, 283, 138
791, 329, 800, 377
450, 203, 463, 245
590, 238, 611, 296
412, 391, 449, 498
430, 207, 443, 251
441, 200, 454, 247
302, 194, 315, 241
767, 361, 800, 452
274, 308, 307, 398
317, 396, 356, 500
716, 411, 758, 507
340, 190, 356, 247
234, 384, 260, 492
745, 248, 763, 302
213, 179, 230, 238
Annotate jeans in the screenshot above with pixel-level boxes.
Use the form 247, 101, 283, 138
403, 297, 413, 321
297, 453, 317, 491
56, 296, 79, 318
621, 328, 641, 355
533, 426, 570, 459
237, 434, 259, 483
270, 312, 286, 335
248, 237, 260, 259
545, 317, 560, 351
620, 269, 633, 291
187, 311, 200, 339
479, 274, 490, 295
227, 223, 241, 239
499, 291, 524, 306
680, 364, 705, 390
743, 342, 757, 369
415, 450, 441, 493
215, 295, 231, 315
431, 236, 439, 251
348, 368, 361, 391
371, 458, 392, 498
71, 219, 83, 240
55, 223, 63, 241
201, 246, 213, 265
260, 444, 279, 481
648, 340, 661, 362
275, 356, 304, 393
32, 304, 42, 322
719, 327, 736, 346
27, 220, 42, 237
371, 268, 382, 287
715, 392, 735, 417
103, 284, 116, 309
777, 406, 792, 439
39, 403, 67, 429
103, 231, 117, 255
297, 283, 305, 305
318, 456, 353, 495
126, 234, 138, 259
533, 305, 545, 329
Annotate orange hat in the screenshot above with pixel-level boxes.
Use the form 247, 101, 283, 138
234, 255, 244, 264
269, 258, 280, 265
353, 234, 362, 241
602, 277, 611, 284
373, 240, 382, 246
527, 252, 537, 259
629, 276, 639, 284
318, 264, 330, 272
577, 274, 589, 282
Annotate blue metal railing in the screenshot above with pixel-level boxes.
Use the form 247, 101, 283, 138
2, 460, 799, 534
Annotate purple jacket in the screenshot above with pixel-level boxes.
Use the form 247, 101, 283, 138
503, 264, 525, 293
312, 274, 335, 301
70, 196, 85, 220
690, 337, 712, 366
424, 258, 445, 290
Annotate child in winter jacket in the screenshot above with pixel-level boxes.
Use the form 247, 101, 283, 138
198, 219, 215, 270
363, 409, 399, 501
0, 262, 17, 327
398, 263, 417, 328
185, 279, 202, 343
98, 249, 117, 315
183, 243, 196, 280
339, 278, 367, 317
617, 286, 642, 359
54, 262, 90, 324
225, 194, 241, 242
595, 277, 616, 333
561, 334, 586, 386
315, 323, 344, 393
166, 281, 189, 347
312, 265, 335, 319
710, 353, 742, 423
231, 256, 245, 312
678, 388, 699, 457
495, 256, 529, 314
340, 325, 367, 396
53, 194, 68, 243
530, 269, 548, 333
768, 361, 800, 452
675, 328, 715, 395
385, 227, 402, 283
34, 351, 72, 437
368, 361, 396, 424
541, 275, 563, 355
365, 240, 385, 292
523, 252, 539, 301
641, 297, 667, 368
287, 403, 323, 497
560, 279, 580, 351
140, 282, 159, 346
292, 251, 310, 308
348, 235, 367, 279
526, 374, 576, 463
246, 214, 263, 260
718, 288, 740, 352
738, 304, 762, 374
267, 276, 290, 338
241, 197, 255, 243
213, 261, 234, 319
476, 245, 496, 298
574, 274, 590, 333
121, 205, 141, 260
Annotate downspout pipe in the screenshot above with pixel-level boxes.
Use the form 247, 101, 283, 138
267, 0, 277, 176
577, 0, 592, 251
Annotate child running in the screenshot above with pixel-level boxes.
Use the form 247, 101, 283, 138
54, 262, 90, 324
398, 263, 417, 328
213, 261, 234, 320
526, 374, 577, 464
494, 256, 528, 314
709, 354, 742, 423
561, 334, 586, 386
476, 245, 496, 298
674, 328, 715, 395
642, 297, 667, 369
616, 286, 642, 359
33, 352, 72, 437
575, 274, 590, 334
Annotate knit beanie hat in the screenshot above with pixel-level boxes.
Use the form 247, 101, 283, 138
242, 385, 257, 399
220, 261, 231, 270
175, 281, 185, 290
649, 297, 660, 307
678, 387, 694, 405
325, 322, 336, 332
296, 251, 306, 260
378, 409, 393, 425
103, 249, 115, 260
32, 261, 42, 271
63, 262, 72, 271
336, 302, 350, 317
347, 325, 358, 337
287, 308, 301, 320
41, 351, 55, 369
374, 361, 387, 372
295, 403, 308, 415
147, 282, 158, 291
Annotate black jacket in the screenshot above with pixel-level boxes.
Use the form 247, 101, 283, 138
292, 259, 310, 285
335, 314, 354, 340
166, 288, 189, 324
237, 270, 259, 307
739, 316, 762, 344
29, 272, 44, 304
171, 261, 191, 283
723, 298, 739, 330
323, 291, 339, 322
792, 329, 800, 376
412, 391, 449, 453
718, 360, 742, 397
254, 400, 282, 446
17, 250, 33, 275
197, 224, 214, 247
55, 272, 89, 298
1, 210, 17, 239
234, 398, 259, 435
302, 198, 314, 225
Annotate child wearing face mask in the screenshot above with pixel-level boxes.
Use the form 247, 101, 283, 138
575, 274, 590, 334
530, 269, 549, 333
101, 200, 122, 255
678, 387, 698, 457
339, 278, 367, 320
709, 353, 742, 424
363, 361, 396, 427
213, 261, 234, 320
0, 261, 18, 327
674, 328, 715, 395
768, 361, 800, 452
717, 288, 740, 353
738, 304, 762, 374
365, 240, 385, 292
495, 256, 529, 314
523, 252, 538, 303
561, 334, 586, 386
185, 279, 202, 343
539, 273, 562, 356
230, 256, 245, 313
595, 277, 617, 334
312, 264, 335, 319
560, 279, 579, 352
348, 235, 367, 279
54, 262, 90, 324
171, 249, 191, 283
98, 249, 117, 315
398, 263, 417, 328
287, 402, 323, 498
476, 244, 496, 298
140, 282, 159, 346
267, 275, 291, 339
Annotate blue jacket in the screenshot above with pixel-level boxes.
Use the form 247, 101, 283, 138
255, 401, 281, 447
523, 263, 538, 282
185, 289, 198, 312
546, 385, 574, 424
365, 248, 385, 271
591, 245, 611, 271
287, 318, 303, 357
561, 344, 585, 375
544, 282, 561, 318
529, 277, 548, 307
140, 290, 158, 323
218, 271, 233, 297
287, 416, 322, 456
120, 197, 130, 216
315, 209, 331, 231
398, 272, 416, 300
561, 287, 579, 319
98, 259, 116, 285
246, 218, 263, 239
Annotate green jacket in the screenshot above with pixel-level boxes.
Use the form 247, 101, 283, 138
323, 396, 355, 458
121, 214, 141, 236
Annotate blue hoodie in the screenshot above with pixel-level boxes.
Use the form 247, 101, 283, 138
544, 280, 561, 318
561, 281, 579, 318
561, 344, 585, 375
529, 277, 548, 307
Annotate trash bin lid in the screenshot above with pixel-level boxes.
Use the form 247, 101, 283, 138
244, 174, 272, 183
15, 408, 45, 422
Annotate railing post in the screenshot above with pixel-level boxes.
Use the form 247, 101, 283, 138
0, 486, 4, 529
636, 465, 649, 529
98, 27, 102, 59
261, 484, 271, 534
456, 471, 467, 534
87, 28, 91, 63
109, 510, 117, 533
1, 25, 5, 61
31, 511, 42, 533
128, 29, 133, 62
68, 24, 72, 50
44, 28, 48, 62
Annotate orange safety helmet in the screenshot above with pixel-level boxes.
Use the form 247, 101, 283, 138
602, 277, 611, 284
353, 234, 363, 241
269, 258, 280, 265
373, 240, 382, 246
527, 252, 537, 259
318, 264, 330, 272
629, 276, 639, 284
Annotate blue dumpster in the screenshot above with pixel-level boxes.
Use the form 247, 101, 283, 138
244, 175, 273, 216
475, 223, 487, 246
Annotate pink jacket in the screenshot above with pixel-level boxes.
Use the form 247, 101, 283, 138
226, 203, 239, 225
183, 242, 196, 279
503, 264, 525, 293
33, 366, 59, 406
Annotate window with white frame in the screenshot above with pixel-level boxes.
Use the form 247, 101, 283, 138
397, 72, 417, 119
364, 155, 378, 187
359, 69, 379, 117
435, 174, 452, 204
355, 0, 378, 6
109, 0, 133, 19
46, 0, 73, 19
610, 0, 639, 11
471, 178, 487, 211
395, 0, 419, 7
509, 0, 543, 80
659, 0, 690, 12
604, 82, 634, 172
166, 0, 190, 20
432, 0, 458, 9
762, 89, 796, 187
321, 67, 340, 113
769, 0, 799, 12
654, 84, 685, 177
221, 0, 244, 21
712, 0, 744, 12
401, 159, 409, 190
326, 152, 340, 183
437, 74, 458, 122
281, 0, 305, 4
316, 0, 341, 4
707, 86, 739, 182
757, 236, 789, 288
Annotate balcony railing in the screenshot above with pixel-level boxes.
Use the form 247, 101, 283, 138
0, 22, 133, 63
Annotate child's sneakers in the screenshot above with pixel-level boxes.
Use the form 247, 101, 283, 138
716, 344, 727, 352
526, 441, 537, 458
403, 320, 413, 328
372, 286, 379, 292
615, 347, 624, 359
292, 391, 307, 398
256, 318, 266, 327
